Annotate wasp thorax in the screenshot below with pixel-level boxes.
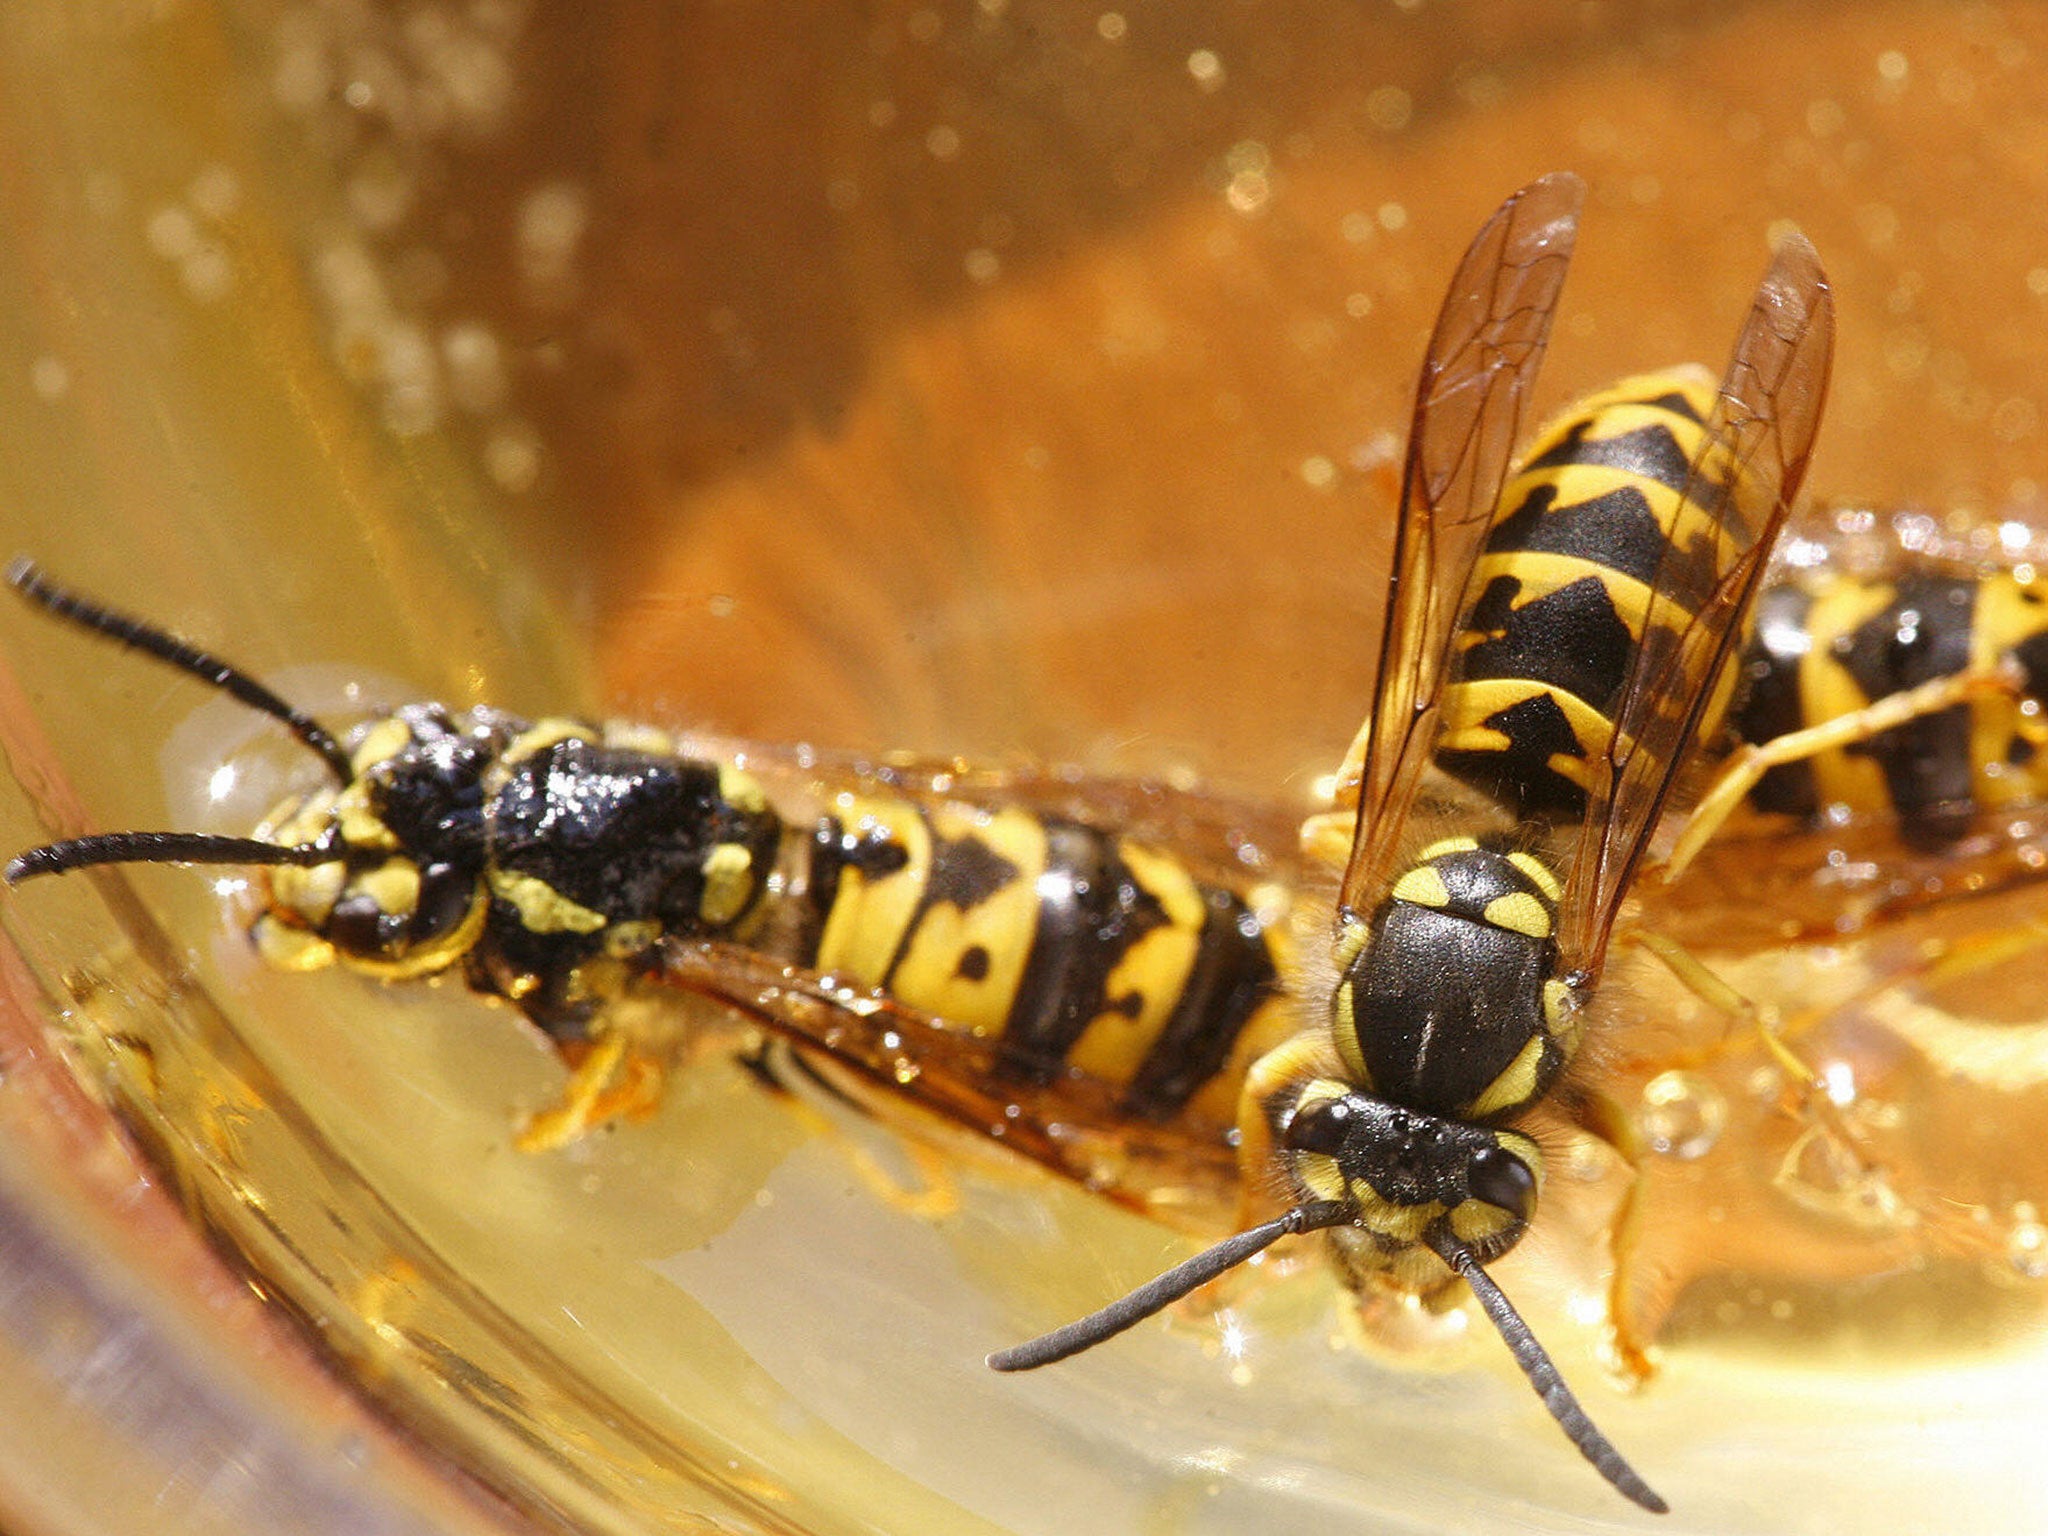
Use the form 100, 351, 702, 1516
1333, 836, 1581, 1126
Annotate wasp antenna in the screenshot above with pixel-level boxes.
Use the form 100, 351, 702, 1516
1430, 1232, 1668, 1515
6, 831, 340, 885
8, 559, 355, 785
988, 1200, 1348, 1372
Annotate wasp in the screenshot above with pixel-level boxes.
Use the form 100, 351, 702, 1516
983, 173, 1834, 1515
2, 558, 1313, 1198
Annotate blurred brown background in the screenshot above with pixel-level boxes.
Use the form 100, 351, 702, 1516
390, 2, 2047, 794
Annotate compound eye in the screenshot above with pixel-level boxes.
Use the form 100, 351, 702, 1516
1283, 1096, 1357, 1157
1467, 1143, 1536, 1221
412, 861, 478, 943
324, 890, 401, 959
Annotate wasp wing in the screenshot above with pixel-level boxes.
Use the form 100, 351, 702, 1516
1337, 172, 1584, 917
650, 938, 1243, 1228
1559, 232, 1835, 974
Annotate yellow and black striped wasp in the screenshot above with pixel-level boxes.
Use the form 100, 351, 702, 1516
5, 174, 1834, 1514
1, 558, 1308, 1206
1650, 512, 2048, 947
984, 173, 1834, 1514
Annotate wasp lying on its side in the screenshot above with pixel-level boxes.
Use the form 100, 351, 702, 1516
1643, 519, 2048, 939
3, 556, 1303, 1195
988, 174, 1834, 1515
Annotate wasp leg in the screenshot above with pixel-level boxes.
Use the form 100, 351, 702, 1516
516, 1031, 668, 1153
739, 1039, 962, 1219
1661, 658, 2027, 884
1548, 1078, 1660, 1385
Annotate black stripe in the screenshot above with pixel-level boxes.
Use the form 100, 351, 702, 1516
1732, 583, 1820, 817
1838, 574, 1978, 846
998, 821, 1165, 1083
1120, 889, 1278, 1120
1521, 415, 1698, 491
794, 811, 915, 967
1489, 482, 1681, 590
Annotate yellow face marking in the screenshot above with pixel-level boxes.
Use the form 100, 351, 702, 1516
1465, 1033, 1548, 1121
697, 841, 756, 927
349, 715, 413, 776
1390, 863, 1451, 909
333, 779, 399, 852
352, 858, 421, 920
1482, 890, 1551, 939
1504, 851, 1561, 901
1067, 841, 1204, 1086
270, 858, 346, 927
264, 788, 338, 852
488, 868, 608, 935
1449, 1198, 1518, 1248
253, 914, 337, 973
602, 919, 661, 958
883, 805, 1045, 1037
342, 883, 490, 979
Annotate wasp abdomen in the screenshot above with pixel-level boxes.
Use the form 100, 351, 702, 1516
801, 799, 1281, 1120
1436, 372, 1718, 820
1734, 569, 2048, 848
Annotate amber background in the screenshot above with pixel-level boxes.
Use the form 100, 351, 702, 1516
385, 1, 2048, 795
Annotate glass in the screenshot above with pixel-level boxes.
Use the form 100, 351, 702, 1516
1, 5, 2043, 1534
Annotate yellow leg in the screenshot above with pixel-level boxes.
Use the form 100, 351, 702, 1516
1635, 932, 1819, 1089
1661, 658, 2025, 884
1552, 1080, 1660, 1387
516, 1031, 669, 1153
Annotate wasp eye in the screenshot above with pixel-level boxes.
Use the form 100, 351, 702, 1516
1467, 1144, 1536, 1220
1283, 1096, 1357, 1157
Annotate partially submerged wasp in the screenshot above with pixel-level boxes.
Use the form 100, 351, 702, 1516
5, 175, 1837, 1514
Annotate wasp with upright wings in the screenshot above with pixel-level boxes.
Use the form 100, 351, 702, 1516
985, 174, 1834, 1514
5, 175, 1833, 1514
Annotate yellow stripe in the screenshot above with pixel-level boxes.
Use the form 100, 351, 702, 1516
1437, 677, 1613, 790
1972, 575, 2048, 808
1066, 841, 1204, 1086
814, 795, 931, 990
879, 804, 1044, 1038
1800, 578, 1898, 811
1465, 548, 1657, 642
1465, 1033, 1548, 1120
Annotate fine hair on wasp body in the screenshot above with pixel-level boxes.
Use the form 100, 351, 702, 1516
990, 173, 1834, 1516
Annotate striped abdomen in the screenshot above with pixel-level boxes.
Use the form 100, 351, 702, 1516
1434, 370, 1724, 820
788, 795, 1289, 1124
1735, 570, 2048, 847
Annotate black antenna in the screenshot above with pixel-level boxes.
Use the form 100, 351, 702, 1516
988, 1201, 1349, 1371
8, 559, 355, 785
1429, 1229, 1668, 1515
990, 1205, 1668, 1514
6, 831, 339, 885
